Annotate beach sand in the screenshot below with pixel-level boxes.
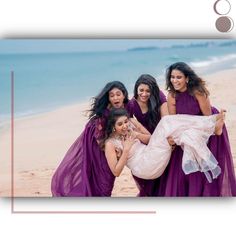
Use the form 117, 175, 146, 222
0, 69, 236, 197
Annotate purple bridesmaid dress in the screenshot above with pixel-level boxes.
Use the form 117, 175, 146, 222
158, 91, 236, 196
127, 90, 167, 196
51, 111, 115, 197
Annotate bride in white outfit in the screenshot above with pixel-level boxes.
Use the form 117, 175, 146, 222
101, 108, 225, 183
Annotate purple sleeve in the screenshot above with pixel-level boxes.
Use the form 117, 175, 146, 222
94, 118, 104, 140
125, 99, 134, 117
94, 109, 110, 140
159, 90, 167, 105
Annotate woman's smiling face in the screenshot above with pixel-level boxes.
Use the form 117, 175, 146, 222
137, 83, 151, 103
114, 115, 129, 136
170, 69, 188, 92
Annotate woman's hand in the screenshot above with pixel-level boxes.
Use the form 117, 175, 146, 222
122, 133, 135, 152
167, 136, 175, 146
167, 136, 176, 151
129, 129, 139, 139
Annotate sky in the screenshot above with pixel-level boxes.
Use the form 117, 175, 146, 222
0, 39, 228, 54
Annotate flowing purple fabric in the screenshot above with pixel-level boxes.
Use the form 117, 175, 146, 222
51, 115, 115, 197
157, 91, 236, 196
126, 90, 167, 196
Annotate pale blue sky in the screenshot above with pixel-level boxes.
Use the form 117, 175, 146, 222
0, 39, 227, 54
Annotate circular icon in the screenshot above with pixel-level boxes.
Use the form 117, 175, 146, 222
214, 0, 231, 15
215, 16, 234, 32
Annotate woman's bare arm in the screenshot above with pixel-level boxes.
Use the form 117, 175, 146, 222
167, 93, 177, 146
105, 141, 129, 177
194, 91, 212, 116
129, 118, 151, 144
167, 93, 176, 115
160, 102, 169, 117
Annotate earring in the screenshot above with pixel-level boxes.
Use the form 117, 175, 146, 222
113, 128, 116, 132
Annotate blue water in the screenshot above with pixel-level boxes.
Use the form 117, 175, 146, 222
1, 40, 236, 122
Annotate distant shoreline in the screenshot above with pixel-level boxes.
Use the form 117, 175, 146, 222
1, 66, 236, 125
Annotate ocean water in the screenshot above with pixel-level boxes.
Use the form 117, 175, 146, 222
1, 40, 236, 122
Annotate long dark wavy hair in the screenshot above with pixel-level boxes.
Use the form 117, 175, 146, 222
166, 62, 209, 97
88, 81, 129, 119
99, 108, 129, 150
134, 74, 161, 131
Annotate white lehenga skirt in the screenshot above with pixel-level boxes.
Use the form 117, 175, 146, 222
126, 114, 221, 182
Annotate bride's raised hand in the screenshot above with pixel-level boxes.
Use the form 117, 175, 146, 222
122, 133, 135, 152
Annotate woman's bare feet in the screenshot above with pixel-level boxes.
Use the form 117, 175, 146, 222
215, 109, 226, 135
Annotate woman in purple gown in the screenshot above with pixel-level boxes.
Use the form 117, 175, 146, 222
127, 74, 171, 196
51, 81, 129, 196
158, 62, 236, 196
